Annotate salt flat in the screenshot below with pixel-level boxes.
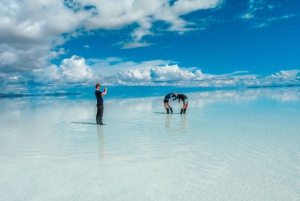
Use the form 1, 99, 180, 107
1, 87, 300, 201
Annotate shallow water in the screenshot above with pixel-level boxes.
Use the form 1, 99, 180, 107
1, 87, 300, 201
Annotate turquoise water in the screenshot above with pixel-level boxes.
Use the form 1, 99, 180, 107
1, 87, 300, 200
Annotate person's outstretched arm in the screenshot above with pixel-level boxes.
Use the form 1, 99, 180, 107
173, 94, 180, 102
172, 94, 178, 101
101, 87, 107, 96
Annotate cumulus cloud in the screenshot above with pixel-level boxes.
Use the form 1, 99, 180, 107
59, 56, 93, 83
150, 64, 199, 81
1, 55, 300, 93
0, 0, 88, 73
103, 65, 300, 88
31, 55, 94, 84
107, 64, 199, 84
0, 55, 95, 90
86, 57, 174, 76
0, 0, 222, 74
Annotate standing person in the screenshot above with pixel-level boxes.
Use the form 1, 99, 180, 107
95, 83, 107, 125
164, 93, 177, 113
173, 93, 188, 114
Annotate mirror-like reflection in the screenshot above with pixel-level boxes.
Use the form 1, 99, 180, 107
165, 114, 189, 134
1, 87, 300, 201
97, 126, 106, 163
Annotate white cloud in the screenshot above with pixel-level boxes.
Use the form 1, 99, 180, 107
0, 0, 223, 74
31, 55, 94, 84
0, 0, 87, 73
241, 13, 254, 19
239, 0, 265, 20
239, 0, 297, 27
266, 14, 297, 22
87, 57, 173, 76
0, 44, 63, 72
107, 64, 199, 84
104, 66, 300, 88
121, 41, 152, 49
81, 0, 223, 47
150, 64, 197, 81
60, 55, 93, 83
269, 70, 300, 80
1, 55, 300, 93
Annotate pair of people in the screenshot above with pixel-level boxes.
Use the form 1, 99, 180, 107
95, 84, 188, 125
164, 93, 188, 114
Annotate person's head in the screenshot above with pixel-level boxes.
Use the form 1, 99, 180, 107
95, 83, 101, 90
173, 93, 177, 97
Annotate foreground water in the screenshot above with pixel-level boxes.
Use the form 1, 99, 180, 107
1, 87, 300, 201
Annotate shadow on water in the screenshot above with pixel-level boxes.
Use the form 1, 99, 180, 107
154, 112, 181, 114
73, 122, 97, 125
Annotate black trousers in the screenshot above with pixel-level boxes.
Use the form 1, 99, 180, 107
96, 104, 104, 119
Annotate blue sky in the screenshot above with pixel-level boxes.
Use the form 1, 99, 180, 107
0, 0, 300, 93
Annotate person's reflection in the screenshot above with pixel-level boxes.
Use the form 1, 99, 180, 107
165, 114, 171, 129
180, 114, 189, 132
164, 114, 189, 134
97, 126, 105, 163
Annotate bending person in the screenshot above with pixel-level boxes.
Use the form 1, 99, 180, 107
95, 83, 107, 125
173, 93, 188, 114
164, 93, 177, 113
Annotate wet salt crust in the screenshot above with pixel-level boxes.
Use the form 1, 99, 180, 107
1, 87, 300, 201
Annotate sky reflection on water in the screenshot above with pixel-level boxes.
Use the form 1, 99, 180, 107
1, 87, 300, 201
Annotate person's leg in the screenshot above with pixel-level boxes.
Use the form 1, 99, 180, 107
183, 104, 188, 113
96, 104, 100, 124
99, 104, 104, 124
180, 103, 184, 114
164, 101, 169, 113
183, 100, 188, 113
167, 102, 173, 113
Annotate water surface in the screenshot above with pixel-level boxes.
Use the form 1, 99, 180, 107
1, 87, 300, 200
